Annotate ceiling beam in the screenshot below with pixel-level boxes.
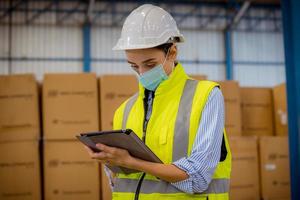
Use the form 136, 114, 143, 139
227, 0, 251, 29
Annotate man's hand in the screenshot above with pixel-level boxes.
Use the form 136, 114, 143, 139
84, 143, 189, 183
84, 143, 135, 168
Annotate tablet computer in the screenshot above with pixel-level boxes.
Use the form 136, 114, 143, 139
76, 129, 163, 174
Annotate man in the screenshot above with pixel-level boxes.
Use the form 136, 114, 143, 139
85, 4, 231, 200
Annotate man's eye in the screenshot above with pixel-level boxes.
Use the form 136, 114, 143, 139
146, 64, 156, 68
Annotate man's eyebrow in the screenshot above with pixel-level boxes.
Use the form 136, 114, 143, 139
127, 58, 156, 65
127, 60, 135, 64
142, 58, 156, 64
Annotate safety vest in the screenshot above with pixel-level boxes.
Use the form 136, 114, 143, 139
112, 63, 231, 200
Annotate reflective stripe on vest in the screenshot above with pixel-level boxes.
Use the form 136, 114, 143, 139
113, 178, 229, 194
173, 79, 198, 161
122, 93, 139, 129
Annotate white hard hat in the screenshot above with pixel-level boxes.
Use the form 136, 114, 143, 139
113, 4, 184, 51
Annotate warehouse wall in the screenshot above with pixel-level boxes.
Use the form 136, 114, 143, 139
177, 30, 225, 80
91, 26, 285, 85
91, 27, 130, 75
0, 25, 82, 81
0, 25, 9, 74
0, 62, 9, 74
233, 31, 285, 87
91, 27, 226, 81
0, 25, 285, 86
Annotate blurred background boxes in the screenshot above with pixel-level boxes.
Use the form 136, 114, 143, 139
42, 73, 101, 200
0, 74, 42, 200
273, 84, 288, 136
42, 73, 99, 139
99, 75, 138, 131
43, 140, 100, 200
259, 136, 290, 200
241, 88, 274, 137
219, 81, 242, 136
0, 140, 41, 200
229, 136, 260, 200
0, 74, 40, 141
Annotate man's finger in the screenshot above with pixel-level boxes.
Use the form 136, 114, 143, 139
93, 151, 111, 160
84, 146, 97, 158
84, 146, 94, 154
96, 143, 117, 154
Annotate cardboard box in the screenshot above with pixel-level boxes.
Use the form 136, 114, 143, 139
0, 74, 40, 141
229, 136, 260, 200
0, 140, 41, 200
219, 81, 242, 136
241, 88, 274, 136
100, 75, 138, 130
273, 84, 288, 136
259, 137, 290, 200
44, 140, 100, 200
189, 74, 207, 80
43, 73, 99, 139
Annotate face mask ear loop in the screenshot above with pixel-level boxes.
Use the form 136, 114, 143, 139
162, 45, 175, 75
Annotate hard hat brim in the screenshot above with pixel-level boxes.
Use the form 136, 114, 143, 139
112, 35, 184, 51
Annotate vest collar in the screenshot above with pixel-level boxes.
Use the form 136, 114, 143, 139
138, 62, 188, 98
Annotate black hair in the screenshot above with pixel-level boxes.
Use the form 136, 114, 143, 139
154, 36, 180, 55
154, 43, 173, 55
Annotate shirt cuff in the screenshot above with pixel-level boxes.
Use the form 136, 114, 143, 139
171, 158, 194, 194
171, 157, 211, 194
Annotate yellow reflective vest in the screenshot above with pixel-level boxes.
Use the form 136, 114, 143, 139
112, 63, 231, 200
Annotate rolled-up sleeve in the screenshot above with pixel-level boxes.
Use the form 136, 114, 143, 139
171, 87, 225, 194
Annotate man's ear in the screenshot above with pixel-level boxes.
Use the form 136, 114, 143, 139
168, 44, 177, 61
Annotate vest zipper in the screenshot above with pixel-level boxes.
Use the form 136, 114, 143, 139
142, 90, 154, 142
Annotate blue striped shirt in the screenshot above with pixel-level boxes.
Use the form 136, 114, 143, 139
105, 87, 225, 194
171, 87, 224, 194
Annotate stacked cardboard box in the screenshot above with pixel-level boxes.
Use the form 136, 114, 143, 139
259, 137, 290, 200
43, 73, 99, 139
241, 88, 274, 136
99, 75, 138, 130
42, 73, 100, 200
99, 75, 138, 200
229, 136, 260, 200
219, 81, 242, 136
0, 74, 40, 141
43, 140, 100, 200
0, 141, 41, 200
0, 74, 41, 200
273, 84, 288, 136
